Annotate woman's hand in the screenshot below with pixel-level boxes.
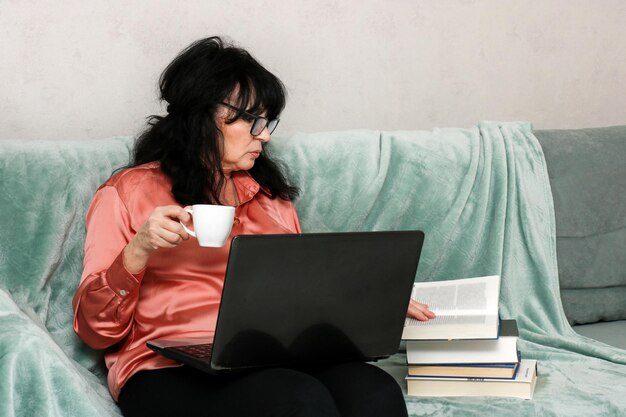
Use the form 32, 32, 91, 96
123, 205, 191, 273
407, 299, 436, 321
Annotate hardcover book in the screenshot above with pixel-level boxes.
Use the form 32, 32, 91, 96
406, 319, 519, 365
407, 361, 519, 379
406, 359, 537, 399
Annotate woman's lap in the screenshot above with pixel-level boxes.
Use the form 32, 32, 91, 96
310, 362, 408, 417
118, 363, 407, 417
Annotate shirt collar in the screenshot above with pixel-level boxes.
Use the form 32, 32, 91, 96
232, 171, 271, 204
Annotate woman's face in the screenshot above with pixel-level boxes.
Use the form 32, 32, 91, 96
218, 104, 271, 176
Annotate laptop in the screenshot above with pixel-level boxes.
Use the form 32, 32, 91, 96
147, 230, 425, 373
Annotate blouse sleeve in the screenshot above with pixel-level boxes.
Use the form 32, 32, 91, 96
72, 185, 144, 349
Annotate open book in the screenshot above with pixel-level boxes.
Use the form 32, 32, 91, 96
402, 275, 501, 340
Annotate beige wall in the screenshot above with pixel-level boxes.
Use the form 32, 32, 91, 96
2, 0, 625, 140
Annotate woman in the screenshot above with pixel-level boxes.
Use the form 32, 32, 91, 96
73, 36, 435, 417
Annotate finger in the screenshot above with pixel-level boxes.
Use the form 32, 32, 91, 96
408, 307, 430, 321
424, 309, 436, 319
411, 300, 436, 319
148, 234, 181, 250
140, 223, 184, 249
159, 217, 191, 240
149, 206, 190, 240
158, 228, 186, 246
408, 303, 436, 321
157, 205, 191, 223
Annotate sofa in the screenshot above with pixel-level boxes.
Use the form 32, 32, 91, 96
1, 121, 625, 416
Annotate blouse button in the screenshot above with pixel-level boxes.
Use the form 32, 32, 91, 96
119, 289, 127, 296
233, 218, 240, 225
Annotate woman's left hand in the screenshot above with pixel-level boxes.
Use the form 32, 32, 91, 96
407, 299, 436, 321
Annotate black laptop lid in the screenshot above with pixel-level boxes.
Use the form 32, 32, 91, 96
210, 230, 425, 371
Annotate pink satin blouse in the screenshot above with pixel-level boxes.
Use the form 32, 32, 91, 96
72, 162, 301, 401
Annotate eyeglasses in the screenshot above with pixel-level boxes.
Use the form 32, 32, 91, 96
221, 102, 280, 136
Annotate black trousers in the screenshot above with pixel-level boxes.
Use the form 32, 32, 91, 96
118, 362, 408, 417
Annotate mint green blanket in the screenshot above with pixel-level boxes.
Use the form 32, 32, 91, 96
272, 122, 626, 415
1, 123, 625, 416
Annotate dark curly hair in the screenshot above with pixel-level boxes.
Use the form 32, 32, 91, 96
132, 36, 299, 205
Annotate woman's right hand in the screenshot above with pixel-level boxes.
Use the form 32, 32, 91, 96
407, 299, 436, 321
123, 205, 191, 273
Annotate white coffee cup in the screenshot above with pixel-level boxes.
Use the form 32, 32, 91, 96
180, 204, 236, 247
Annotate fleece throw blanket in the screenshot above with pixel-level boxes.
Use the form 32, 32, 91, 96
1, 123, 625, 416
271, 121, 626, 416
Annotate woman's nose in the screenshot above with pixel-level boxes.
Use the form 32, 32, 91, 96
256, 127, 271, 143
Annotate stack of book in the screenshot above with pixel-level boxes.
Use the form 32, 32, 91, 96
402, 275, 538, 400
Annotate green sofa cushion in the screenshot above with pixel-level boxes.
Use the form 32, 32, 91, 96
574, 320, 626, 350
534, 126, 626, 324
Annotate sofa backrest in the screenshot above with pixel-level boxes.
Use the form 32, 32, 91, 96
1, 125, 623, 375
534, 126, 626, 324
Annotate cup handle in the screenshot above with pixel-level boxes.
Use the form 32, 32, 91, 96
180, 208, 196, 237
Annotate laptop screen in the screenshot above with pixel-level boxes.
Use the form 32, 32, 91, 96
209, 231, 425, 371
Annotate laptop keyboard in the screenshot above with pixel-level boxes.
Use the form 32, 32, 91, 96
171, 344, 213, 358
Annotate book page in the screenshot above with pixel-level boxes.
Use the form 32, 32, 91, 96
406, 314, 490, 327
402, 276, 500, 339
410, 275, 499, 315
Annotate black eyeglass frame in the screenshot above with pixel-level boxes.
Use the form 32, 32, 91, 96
220, 102, 280, 136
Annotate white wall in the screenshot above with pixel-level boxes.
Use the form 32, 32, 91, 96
2, 0, 626, 140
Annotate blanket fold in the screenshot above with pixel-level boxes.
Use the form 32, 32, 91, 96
0, 289, 123, 417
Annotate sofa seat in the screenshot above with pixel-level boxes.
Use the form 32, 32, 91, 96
573, 321, 626, 350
